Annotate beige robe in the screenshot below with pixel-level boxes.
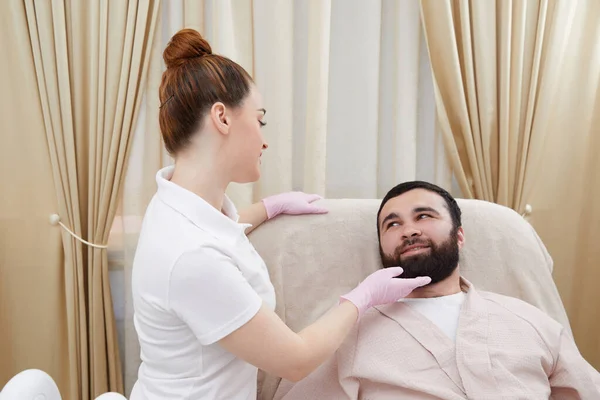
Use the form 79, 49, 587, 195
275, 280, 600, 400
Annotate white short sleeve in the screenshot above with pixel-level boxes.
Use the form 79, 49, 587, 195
168, 246, 263, 345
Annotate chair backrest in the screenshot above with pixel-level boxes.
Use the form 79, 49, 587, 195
248, 198, 571, 400
0, 369, 61, 400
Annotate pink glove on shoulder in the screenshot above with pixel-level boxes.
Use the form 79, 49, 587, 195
340, 267, 431, 316
261, 191, 328, 220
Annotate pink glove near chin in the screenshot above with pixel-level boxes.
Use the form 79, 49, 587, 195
261, 191, 329, 220
340, 267, 431, 316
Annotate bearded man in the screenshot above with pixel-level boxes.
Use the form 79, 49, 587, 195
275, 181, 600, 399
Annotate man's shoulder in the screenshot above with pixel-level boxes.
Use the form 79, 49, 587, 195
477, 290, 563, 331
478, 289, 546, 314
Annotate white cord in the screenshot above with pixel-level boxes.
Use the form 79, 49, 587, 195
49, 214, 109, 249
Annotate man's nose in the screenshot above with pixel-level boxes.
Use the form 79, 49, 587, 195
401, 225, 421, 239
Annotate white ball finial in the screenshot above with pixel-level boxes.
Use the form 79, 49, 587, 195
49, 214, 61, 226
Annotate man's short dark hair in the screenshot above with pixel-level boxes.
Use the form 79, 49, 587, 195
377, 181, 462, 237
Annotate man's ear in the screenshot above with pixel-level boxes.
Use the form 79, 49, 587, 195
210, 102, 230, 135
457, 226, 465, 250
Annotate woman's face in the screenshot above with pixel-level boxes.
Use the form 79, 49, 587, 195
226, 85, 268, 184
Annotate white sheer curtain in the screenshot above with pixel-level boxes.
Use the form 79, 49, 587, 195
107, 0, 450, 395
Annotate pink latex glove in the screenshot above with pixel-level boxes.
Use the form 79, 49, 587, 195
261, 192, 328, 220
340, 267, 431, 316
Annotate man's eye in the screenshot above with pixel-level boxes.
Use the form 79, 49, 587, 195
417, 214, 431, 220
387, 222, 399, 229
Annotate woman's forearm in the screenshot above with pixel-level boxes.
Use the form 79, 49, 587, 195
219, 268, 425, 382
238, 201, 268, 234
291, 300, 359, 380
219, 300, 359, 383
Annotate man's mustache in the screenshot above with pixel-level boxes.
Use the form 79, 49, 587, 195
396, 237, 432, 254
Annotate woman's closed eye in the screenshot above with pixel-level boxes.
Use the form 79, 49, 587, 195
258, 120, 267, 127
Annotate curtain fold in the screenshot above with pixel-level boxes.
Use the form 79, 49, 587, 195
301, 0, 331, 195
24, 1, 88, 397
252, 0, 294, 200
379, 0, 423, 191
20, 0, 161, 398
88, 1, 161, 394
571, 80, 600, 369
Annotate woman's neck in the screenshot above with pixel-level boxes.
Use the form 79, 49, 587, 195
170, 157, 229, 212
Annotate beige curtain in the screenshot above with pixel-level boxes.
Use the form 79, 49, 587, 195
0, 1, 159, 399
0, 0, 67, 394
572, 81, 600, 369
111, 0, 450, 395
421, 0, 600, 369
527, 0, 600, 369
420, 0, 573, 212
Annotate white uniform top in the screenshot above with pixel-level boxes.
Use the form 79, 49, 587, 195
401, 291, 465, 342
130, 166, 276, 400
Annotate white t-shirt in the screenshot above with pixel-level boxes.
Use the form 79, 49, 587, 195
401, 292, 465, 342
130, 166, 276, 400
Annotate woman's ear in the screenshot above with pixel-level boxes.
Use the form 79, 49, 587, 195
210, 102, 230, 135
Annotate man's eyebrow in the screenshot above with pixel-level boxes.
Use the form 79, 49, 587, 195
413, 206, 440, 215
380, 212, 400, 228
257, 108, 266, 115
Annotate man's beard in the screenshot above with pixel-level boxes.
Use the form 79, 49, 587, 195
380, 229, 460, 285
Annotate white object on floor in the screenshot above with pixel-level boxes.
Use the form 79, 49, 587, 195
95, 393, 127, 399
0, 369, 61, 400
0, 369, 128, 400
